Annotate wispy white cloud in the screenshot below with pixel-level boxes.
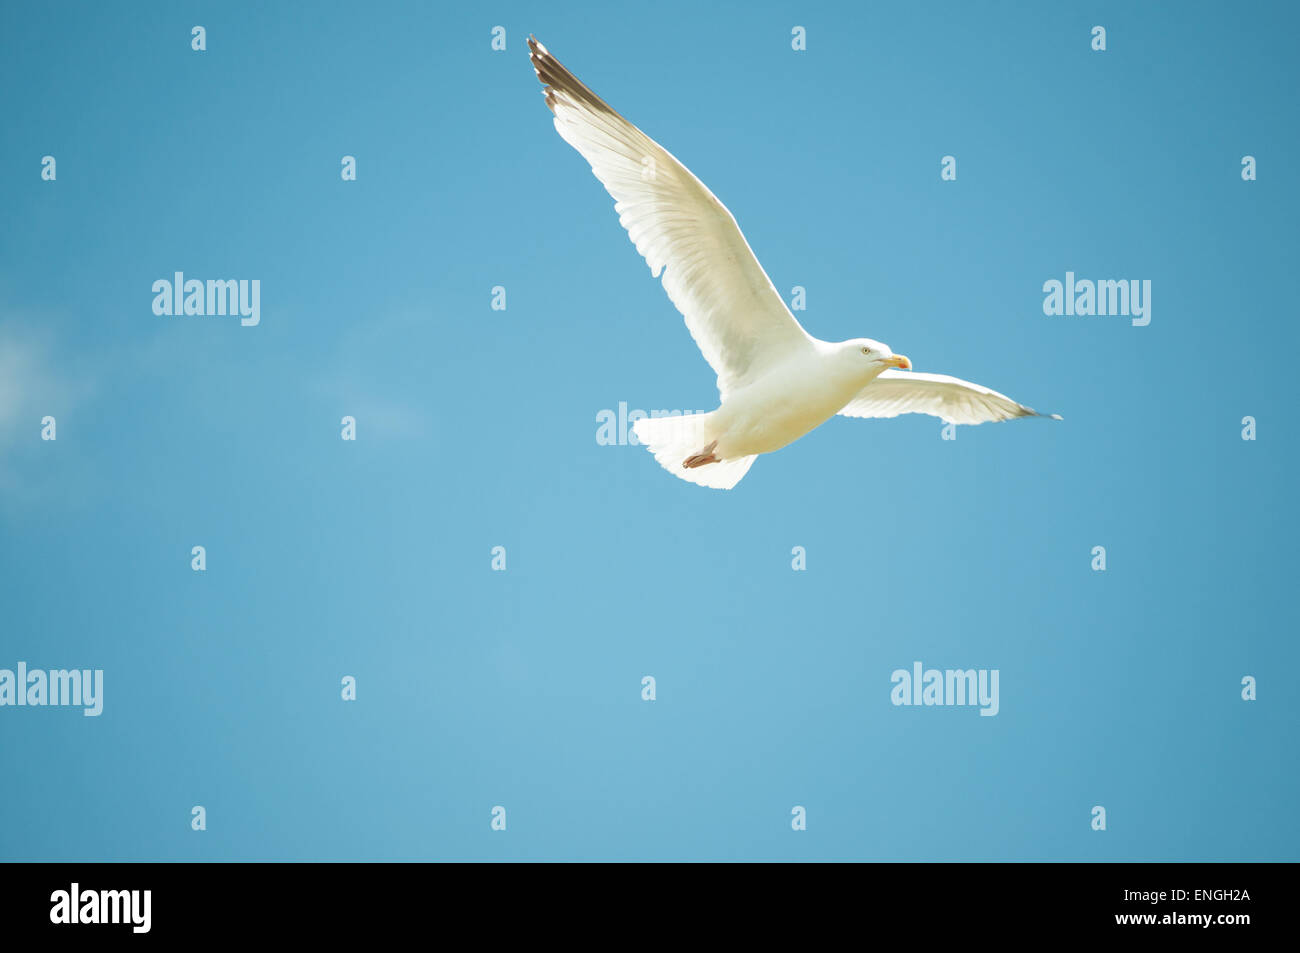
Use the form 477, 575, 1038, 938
0, 320, 99, 503
306, 307, 436, 442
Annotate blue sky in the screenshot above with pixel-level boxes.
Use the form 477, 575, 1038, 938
0, 0, 1296, 860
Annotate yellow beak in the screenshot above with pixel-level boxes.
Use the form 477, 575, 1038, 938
885, 354, 912, 370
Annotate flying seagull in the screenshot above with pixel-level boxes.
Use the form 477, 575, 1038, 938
528, 37, 1059, 489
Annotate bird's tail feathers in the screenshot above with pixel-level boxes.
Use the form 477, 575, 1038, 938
631, 412, 756, 490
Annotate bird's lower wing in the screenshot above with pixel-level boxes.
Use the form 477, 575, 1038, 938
838, 370, 1060, 425
528, 37, 813, 401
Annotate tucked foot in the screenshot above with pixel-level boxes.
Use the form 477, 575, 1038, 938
682, 440, 720, 469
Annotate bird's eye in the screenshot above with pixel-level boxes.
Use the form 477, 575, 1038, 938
861, 347, 871, 355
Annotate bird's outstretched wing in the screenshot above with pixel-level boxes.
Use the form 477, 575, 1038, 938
528, 37, 813, 400
838, 370, 1060, 425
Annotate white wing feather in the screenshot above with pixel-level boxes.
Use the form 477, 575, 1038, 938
529, 37, 813, 400
839, 370, 1059, 425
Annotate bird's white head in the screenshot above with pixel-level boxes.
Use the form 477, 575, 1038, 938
838, 338, 912, 380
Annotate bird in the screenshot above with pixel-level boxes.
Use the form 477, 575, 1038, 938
528, 36, 1059, 490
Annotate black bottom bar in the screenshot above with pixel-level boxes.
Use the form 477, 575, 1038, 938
0, 861, 1282, 940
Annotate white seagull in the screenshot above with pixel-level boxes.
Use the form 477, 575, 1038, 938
529, 37, 1059, 489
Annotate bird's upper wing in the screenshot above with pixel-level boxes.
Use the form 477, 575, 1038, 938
838, 370, 1060, 425
529, 37, 814, 400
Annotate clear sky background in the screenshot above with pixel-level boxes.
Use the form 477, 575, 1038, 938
1, 1, 1296, 860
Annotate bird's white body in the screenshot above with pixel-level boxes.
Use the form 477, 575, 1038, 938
632, 339, 900, 488
711, 342, 884, 457
529, 37, 1058, 490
